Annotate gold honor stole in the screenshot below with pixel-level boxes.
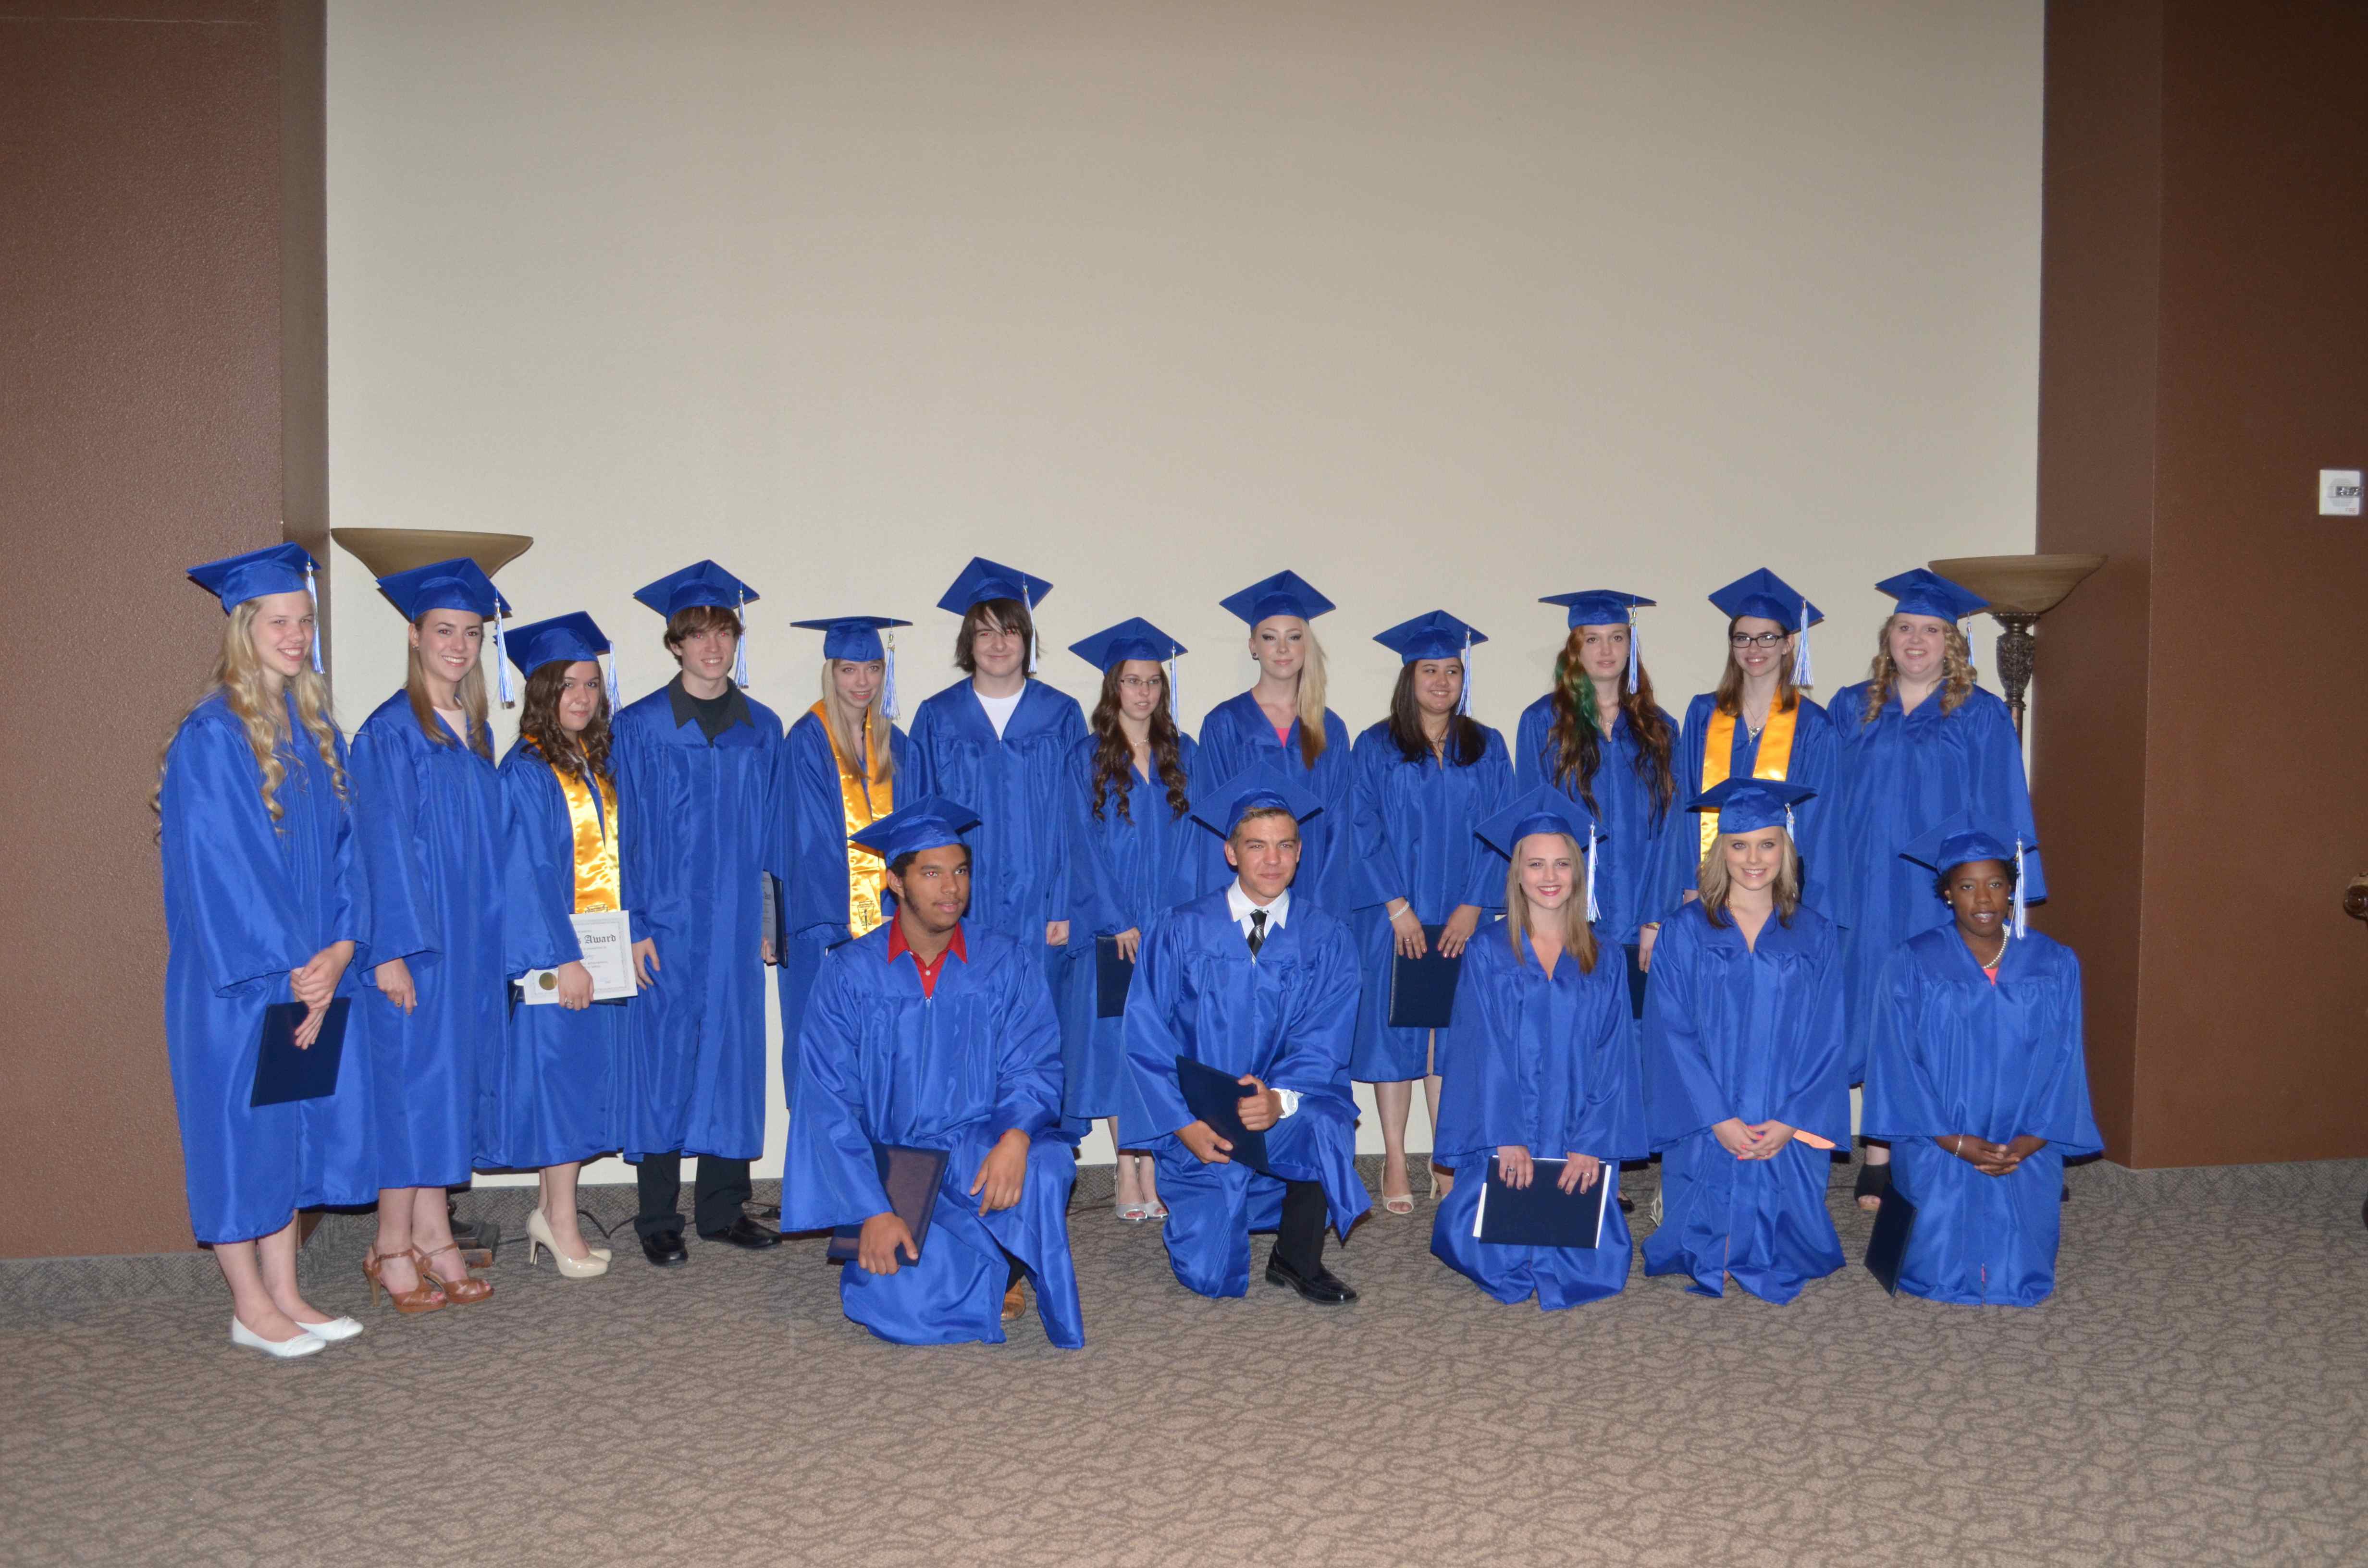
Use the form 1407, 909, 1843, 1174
545, 753, 622, 914
814, 701, 893, 937
1696, 704, 1797, 860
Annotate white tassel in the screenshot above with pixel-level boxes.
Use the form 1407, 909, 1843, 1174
1024, 585, 1039, 674
2012, 837, 2028, 939
883, 631, 900, 721
1458, 632, 1473, 716
493, 610, 515, 708
1792, 598, 1813, 687
732, 588, 751, 688
1626, 609, 1640, 696
1585, 823, 1601, 923
305, 559, 324, 674
604, 652, 620, 712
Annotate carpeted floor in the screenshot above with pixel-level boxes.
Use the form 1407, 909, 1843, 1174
2, 1157, 2363, 1568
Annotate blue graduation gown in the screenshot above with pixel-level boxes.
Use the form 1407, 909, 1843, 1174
1189, 692, 1356, 910
1640, 901, 1850, 1303
159, 691, 375, 1243
1647, 693, 1840, 923
1055, 732, 1199, 1121
1429, 929, 1648, 1309
1119, 889, 1371, 1298
481, 741, 627, 1170
348, 693, 506, 1190
784, 924, 1082, 1349
775, 707, 908, 1106
1344, 722, 1513, 1082
1862, 928, 2101, 1306
1826, 682, 2045, 1082
905, 678, 1085, 988
613, 682, 784, 1162
1513, 696, 1677, 947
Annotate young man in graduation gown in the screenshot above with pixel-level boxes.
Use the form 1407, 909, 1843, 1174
1121, 766, 1371, 1303
613, 561, 786, 1265
783, 796, 1084, 1349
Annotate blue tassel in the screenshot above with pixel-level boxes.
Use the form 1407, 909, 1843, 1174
604, 653, 620, 712
1167, 644, 1181, 722
304, 559, 324, 674
1024, 586, 1039, 674
883, 632, 900, 721
1793, 597, 1813, 686
1585, 824, 1601, 923
732, 589, 751, 688
2012, 838, 2028, 938
493, 608, 515, 707
1458, 633, 1473, 716
1626, 610, 1640, 696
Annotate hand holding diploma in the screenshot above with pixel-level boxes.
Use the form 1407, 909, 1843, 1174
1234, 1073, 1281, 1132
857, 1212, 920, 1274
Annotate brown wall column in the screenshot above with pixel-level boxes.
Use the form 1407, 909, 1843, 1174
2035, 0, 2368, 1166
0, 0, 327, 1258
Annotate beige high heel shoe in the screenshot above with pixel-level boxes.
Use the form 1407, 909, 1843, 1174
526, 1208, 609, 1280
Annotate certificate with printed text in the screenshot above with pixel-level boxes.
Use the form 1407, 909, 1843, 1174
520, 910, 635, 1004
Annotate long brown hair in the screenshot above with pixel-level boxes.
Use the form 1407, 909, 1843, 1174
517, 661, 612, 781
1698, 827, 1802, 928
153, 600, 347, 824
1711, 618, 1803, 717
1500, 833, 1599, 973
1859, 617, 1977, 724
405, 616, 493, 760
1088, 665, 1189, 823
1545, 627, 1675, 821
1385, 662, 1487, 767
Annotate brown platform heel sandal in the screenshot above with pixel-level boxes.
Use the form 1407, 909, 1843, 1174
412, 1242, 494, 1305
362, 1248, 447, 1314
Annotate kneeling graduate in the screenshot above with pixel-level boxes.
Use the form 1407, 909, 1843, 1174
1430, 788, 1648, 1309
1121, 766, 1370, 1303
783, 796, 1084, 1349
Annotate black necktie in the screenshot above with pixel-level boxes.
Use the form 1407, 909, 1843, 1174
1246, 908, 1268, 956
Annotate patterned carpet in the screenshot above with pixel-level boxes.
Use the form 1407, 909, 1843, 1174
2, 1157, 2363, 1568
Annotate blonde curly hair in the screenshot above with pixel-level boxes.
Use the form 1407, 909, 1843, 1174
155, 598, 347, 823
1860, 616, 1977, 724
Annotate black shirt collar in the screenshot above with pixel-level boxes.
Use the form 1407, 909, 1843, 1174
667, 674, 753, 741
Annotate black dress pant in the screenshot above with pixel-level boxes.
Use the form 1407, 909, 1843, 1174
635, 1152, 752, 1240
1272, 1178, 1329, 1275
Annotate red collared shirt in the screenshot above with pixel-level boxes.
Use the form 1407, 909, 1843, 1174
886, 919, 967, 999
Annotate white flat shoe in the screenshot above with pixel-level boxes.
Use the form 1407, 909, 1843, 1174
295, 1315, 364, 1343
231, 1315, 325, 1359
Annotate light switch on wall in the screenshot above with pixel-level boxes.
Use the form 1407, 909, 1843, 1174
2322, 469, 2363, 516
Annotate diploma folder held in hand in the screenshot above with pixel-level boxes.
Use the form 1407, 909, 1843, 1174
826, 1144, 949, 1265
1095, 936, 1134, 1018
1386, 926, 1462, 1029
1175, 1054, 1272, 1173
250, 999, 351, 1107
1473, 1155, 1612, 1248
1862, 1185, 1919, 1296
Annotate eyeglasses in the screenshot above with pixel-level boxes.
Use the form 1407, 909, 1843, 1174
1728, 632, 1788, 649
1115, 675, 1163, 692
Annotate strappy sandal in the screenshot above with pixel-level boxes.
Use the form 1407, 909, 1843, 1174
414, 1243, 494, 1305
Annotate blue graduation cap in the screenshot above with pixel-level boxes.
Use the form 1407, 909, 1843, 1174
1899, 808, 2034, 937
187, 543, 324, 673
1374, 610, 1488, 715
1708, 569, 1822, 687
1475, 785, 1605, 922
847, 795, 982, 864
1219, 570, 1335, 627
791, 615, 912, 718
1875, 568, 1988, 624
634, 560, 760, 689
377, 557, 518, 705
1070, 617, 1188, 718
1539, 589, 1655, 696
937, 557, 1053, 673
1188, 763, 1325, 841
505, 611, 617, 710
1688, 777, 1817, 838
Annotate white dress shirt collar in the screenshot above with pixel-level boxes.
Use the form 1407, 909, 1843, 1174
1226, 881, 1291, 935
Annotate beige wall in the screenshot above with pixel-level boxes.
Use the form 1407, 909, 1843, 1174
326, 0, 2041, 1176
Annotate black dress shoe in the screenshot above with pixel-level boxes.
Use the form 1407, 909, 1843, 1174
1265, 1254, 1357, 1304
640, 1230, 690, 1268
703, 1215, 782, 1250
